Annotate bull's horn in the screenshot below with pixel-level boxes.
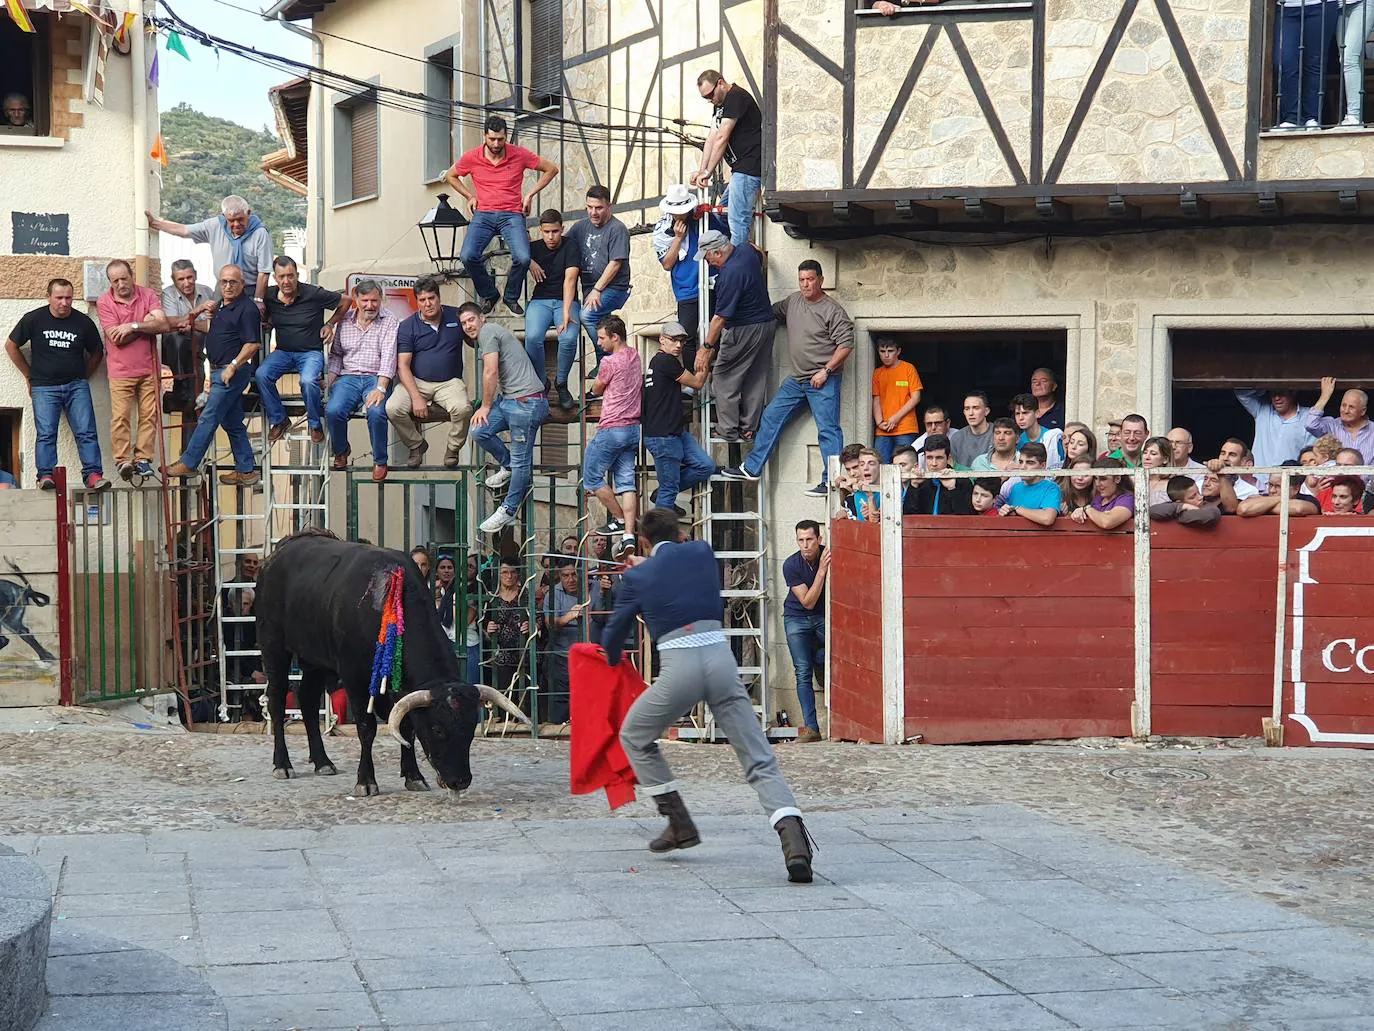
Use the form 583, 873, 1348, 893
478, 685, 533, 726
387, 690, 433, 747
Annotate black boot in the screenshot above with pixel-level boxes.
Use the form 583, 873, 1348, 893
776, 816, 814, 883
649, 791, 700, 853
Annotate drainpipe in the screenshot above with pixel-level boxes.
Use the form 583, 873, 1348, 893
132, 2, 150, 284
272, 11, 325, 284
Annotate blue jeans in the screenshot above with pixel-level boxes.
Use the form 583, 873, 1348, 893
32, 380, 102, 478
1275, 1, 1341, 124
467, 642, 481, 685
874, 432, 918, 464
578, 285, 632, 370
325, 374, 391, 465
583, 424, 640, 495
645, 431, 715, 509
524, 297, 581, 386
784, 611, 825, 732
180, 365, 256, 473
727, 172, 762, 246
255, 349, 324, 430
461, 211, 531, 305
470, 395, 549, 515
741, 373, 843, 484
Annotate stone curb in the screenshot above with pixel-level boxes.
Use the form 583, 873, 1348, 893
0, 843, 52, 1031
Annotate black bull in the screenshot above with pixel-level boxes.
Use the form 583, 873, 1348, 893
254, 532, 528, 796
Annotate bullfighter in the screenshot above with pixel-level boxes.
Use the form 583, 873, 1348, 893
600, 507, 815, 883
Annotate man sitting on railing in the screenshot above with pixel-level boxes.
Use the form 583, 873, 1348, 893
1238, 463, 1320, 518
997, 442, 1060, 527
582, 314, 642, 558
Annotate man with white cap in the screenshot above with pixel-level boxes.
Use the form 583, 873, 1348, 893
652, 184, 726, 377
695, 229, 775, 442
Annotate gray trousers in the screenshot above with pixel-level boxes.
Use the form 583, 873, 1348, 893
711, 321, 775, 440
619, 641, 798, 817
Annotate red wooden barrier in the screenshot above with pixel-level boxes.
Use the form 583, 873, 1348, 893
828, 519, 885, 742
901, 518, 1133, 744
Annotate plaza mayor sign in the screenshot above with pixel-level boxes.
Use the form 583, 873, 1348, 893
1288, 526, 1374, 745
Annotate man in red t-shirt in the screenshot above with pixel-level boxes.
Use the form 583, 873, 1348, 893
96, 258, 169, 480
445, 114, 559, 317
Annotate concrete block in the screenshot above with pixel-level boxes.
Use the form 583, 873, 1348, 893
790, 933, 955, 970
373, 984, 547, 1026
557, 1008, 732, 1031
1029, 987, 1218, 1028
200, 958, 366, 998
506, 944, 669, 983
832, 961, 1013, 1001
981, 956, 1160, 995
355, 952, 518, 993
528, 974, 705, 1016
221, 989, 377, 1030
34, 992, 227, 1031
46, 948, 209, 996
878, 993, 1074, 1030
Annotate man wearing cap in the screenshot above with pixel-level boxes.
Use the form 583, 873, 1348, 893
652, 184, 726, 377
720, 260, 852, 497
643, 321, 715, 515
695, 231, 775, 442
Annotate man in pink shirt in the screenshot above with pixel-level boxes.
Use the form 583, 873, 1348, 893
583, 314, 642, 557
96, 259, 169, 480
445, 114, 559, 317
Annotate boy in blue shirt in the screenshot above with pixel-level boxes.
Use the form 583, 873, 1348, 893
1000, 442, 1061, 526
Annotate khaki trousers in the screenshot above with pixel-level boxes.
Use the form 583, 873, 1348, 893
384, 377, 474, 459
109, 374, 159, 465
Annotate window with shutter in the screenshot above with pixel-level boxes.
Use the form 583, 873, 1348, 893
350, 101, 378, 199
528, 0, 562, 107
423, 44, 457, 182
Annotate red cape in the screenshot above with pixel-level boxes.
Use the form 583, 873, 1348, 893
568, 642, 647, 809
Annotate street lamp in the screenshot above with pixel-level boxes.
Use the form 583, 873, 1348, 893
417, 193, 469, 279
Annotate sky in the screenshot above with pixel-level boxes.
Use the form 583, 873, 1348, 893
157, 0, 311, 133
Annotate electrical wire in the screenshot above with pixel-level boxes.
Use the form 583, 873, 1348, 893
154, 1, 707, 151
195, 0, 713, 133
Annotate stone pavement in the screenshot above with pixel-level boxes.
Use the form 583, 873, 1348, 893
11, 803, 1374, 1031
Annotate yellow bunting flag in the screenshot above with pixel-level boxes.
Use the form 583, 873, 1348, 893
113, 11, 135, 49
5, 0, 36, 34
150, 134, 168, 168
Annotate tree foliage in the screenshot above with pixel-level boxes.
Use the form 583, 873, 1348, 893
159, 103, 306, 248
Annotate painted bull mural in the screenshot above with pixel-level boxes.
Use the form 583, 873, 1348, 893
0, 558, 54, 662
254, 530, 528, 796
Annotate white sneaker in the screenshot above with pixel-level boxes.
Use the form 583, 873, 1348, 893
485, 467, 512, 490
1304, 118, 1321, 129
1274, 121, 1300, 131
1341, 114, 1363, 127
479, 508, 516, 534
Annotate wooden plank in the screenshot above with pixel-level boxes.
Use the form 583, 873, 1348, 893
904, 567, 1131, 597
905, 657, 1131, 691
1283, 714, 1374, 749
903, 517, 1111, 537
832, 519, 881, 556
1301, 550, 1374, 585
1293, 584, 1373, 617
1150, 520, 1279, 550
1152, 613, 1271, 646
905, 625, 1133, 655
1285, 683, 1374, 715
905, 596, 1135, 627
905, 686, 1134, 720
1152, 705, 1267, 738
1153, 648, 1274, 677
1150, 549, 1281, 583
833, 550, 881, 597
901, 536, 1129, 567
1151, 582, 1276, 614
1151, 673, 1273, 707
905, 716, 1130, 744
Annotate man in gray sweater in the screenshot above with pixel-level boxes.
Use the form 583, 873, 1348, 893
719, 260, 854, 497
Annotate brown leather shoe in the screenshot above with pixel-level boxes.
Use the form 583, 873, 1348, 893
331, 451, 350, 471
268, 420, 290, 443
219, 469, 261, 486
776, 815, 814, 883
372, 464, 388, 482
796, 727, 822, 743
164, 462, 198, 478
310, 426, 325, 444
405, 444, 429, 468
443, 450, 461, 468
648, 791, 700, 853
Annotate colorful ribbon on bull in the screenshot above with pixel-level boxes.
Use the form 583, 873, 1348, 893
367, 567, 406, 713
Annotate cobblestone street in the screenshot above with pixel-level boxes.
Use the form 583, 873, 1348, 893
3, 715, 1373, 1029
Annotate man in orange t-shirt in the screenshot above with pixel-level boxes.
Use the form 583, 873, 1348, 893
871, 339, 922, 463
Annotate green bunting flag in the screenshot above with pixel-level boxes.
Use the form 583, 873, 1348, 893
166, 30, 189, 60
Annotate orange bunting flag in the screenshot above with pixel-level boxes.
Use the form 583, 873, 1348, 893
150, 134, 168, 168
113, 11, 135, 49
5, 0, 36, 34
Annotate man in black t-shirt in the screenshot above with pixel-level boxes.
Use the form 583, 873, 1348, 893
692, 69, 763, 247
257, 256, 349, 444
5, 277, 109, 491
642, 322, 715, 515
524, 209, 582, 409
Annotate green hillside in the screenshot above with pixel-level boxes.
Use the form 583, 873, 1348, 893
159, 103, 306, 248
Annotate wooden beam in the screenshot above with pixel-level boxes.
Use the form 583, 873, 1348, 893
894, 199, 939, 223
764, 202, 810, 229
1257, 190, 1283, 217
1035, 196, 1072, 221
1340, 189, 1362, 215
1180, 191, 1209, 219
963, 198, 1003, 223
833, 201, 874, 224
1107, 193, 1141, 220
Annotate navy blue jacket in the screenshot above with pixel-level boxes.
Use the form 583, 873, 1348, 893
600, 540, 724, 665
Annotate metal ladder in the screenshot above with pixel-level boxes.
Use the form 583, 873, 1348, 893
212, 397, 331, 722
675, 185, 779, 742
